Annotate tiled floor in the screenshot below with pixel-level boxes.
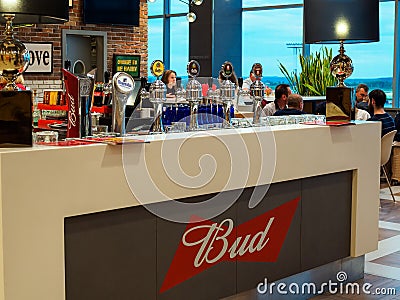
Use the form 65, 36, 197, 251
311, 185, 400, 299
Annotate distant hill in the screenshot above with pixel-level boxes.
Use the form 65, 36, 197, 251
262, 76, 393, 89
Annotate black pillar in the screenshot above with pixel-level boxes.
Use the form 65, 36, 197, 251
189, 0, 242, 78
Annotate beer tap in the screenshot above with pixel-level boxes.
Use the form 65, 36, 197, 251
186, 60, 202, 131
250, 63, 265, 125
175, 77, 186, 102
219, 61, 236, 128
112, 72, 135, 135
236, 77, 250, 106
149, 60, 167, 134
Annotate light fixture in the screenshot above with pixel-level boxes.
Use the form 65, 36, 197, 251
147, 0, 203, 22
0, 1, 69, 90
186, 12, 196, 23
304, 0, 379, 87
179, 0, 204, 22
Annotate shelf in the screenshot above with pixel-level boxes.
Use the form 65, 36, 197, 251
37, 119, 65, 130
38, 103, 68, 111
92, 106, 112, 114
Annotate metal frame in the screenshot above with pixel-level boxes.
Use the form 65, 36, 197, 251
148, 0, 189, 70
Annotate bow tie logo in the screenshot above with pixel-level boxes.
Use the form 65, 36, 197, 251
160, 197, 300, 293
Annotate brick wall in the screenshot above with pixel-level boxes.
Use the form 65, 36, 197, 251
14, 0, 148, 99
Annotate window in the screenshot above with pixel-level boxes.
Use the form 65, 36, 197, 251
242, 6, 303, 89
148, 1, 189, 77
243, 0, 303, 8
148, 18, 163, 75
310, 1, 395, 105
242, 0, 397, 106
169, 16, 189, 77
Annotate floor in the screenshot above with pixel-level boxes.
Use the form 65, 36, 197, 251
310, 184, 400, 299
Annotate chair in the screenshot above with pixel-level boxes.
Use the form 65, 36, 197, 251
381, 130, 397, 202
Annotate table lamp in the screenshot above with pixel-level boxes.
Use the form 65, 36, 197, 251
304, 0, 379, 122
0, 0, 69, 147
0, 0, 69, 90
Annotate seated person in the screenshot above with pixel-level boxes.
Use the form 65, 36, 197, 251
242, 63, 272, 95
218, 69, 238, 87
355, 83, 369, 111
367, 89, 395, 136
273, 93, 305, 116
394, 111, 400, 142
355, 107, 370, 120
262, 84, 291, 116
161, 70, 177, 98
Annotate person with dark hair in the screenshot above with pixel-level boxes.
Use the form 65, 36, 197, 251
355, 83, 369, 111
367, 89, 395, 136
242, 63, 259, 90
218, 69, 238, 86
242, 63, 272, 95
262, 84, 291, 116
161, 70, 177, 98
273, 93, 305, 116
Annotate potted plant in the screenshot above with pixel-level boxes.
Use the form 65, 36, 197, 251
278, 47, 336, 96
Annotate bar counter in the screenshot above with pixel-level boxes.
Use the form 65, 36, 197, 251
0, 121, 381, 299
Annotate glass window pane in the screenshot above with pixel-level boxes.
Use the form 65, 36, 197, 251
170, 1, 188, 14
243, 0, 303, 8
311, 1, 395, 106
169, 16, 189, 78
148, 1, 163, 16
242, 7, 302, 89
148, 18, 164, 78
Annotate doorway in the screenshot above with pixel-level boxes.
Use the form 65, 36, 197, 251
62, 30, 107, 82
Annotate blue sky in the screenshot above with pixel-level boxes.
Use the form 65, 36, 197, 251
149, 1, 395, 79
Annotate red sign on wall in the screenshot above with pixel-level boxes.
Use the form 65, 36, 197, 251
160, 197, 300, 293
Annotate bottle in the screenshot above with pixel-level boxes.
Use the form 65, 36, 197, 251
32, 90, 40, 127
93, 82, 104, 107
103, 71, 112, 106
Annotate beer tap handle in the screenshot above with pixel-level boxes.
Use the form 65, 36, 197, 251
208, 77, 213, 89
238, 77, 243, 89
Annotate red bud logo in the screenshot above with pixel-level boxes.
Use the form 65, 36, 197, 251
160, 197, 300, 293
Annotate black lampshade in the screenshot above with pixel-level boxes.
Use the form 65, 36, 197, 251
304, 0, 379, 44
0, 0, 69, 24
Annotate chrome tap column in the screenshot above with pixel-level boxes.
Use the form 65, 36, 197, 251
149, 60, 167, 134
250, 63, 265, 125
236, 77, 250, 106
186, 60, 202, 131
112, 72, 135, 135
219, 62, 236, 128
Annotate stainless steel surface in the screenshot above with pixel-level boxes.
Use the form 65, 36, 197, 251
149, 79, 167, 134
250, 79, 264, 125
186, 77, 202, 131
220, 79, 235, 128
0, 14, 30, 91
330, 41, 354, 87
112, 72, 135, 135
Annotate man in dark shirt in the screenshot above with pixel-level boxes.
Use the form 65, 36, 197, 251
367, 89, 395, 136
273, 93, 306, 116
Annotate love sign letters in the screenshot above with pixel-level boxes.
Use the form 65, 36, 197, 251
24, 42, 53, 73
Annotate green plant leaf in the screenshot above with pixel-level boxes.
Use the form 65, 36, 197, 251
279, 46, 335, 96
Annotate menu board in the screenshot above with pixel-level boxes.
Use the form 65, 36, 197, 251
113, 54, 140, 78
